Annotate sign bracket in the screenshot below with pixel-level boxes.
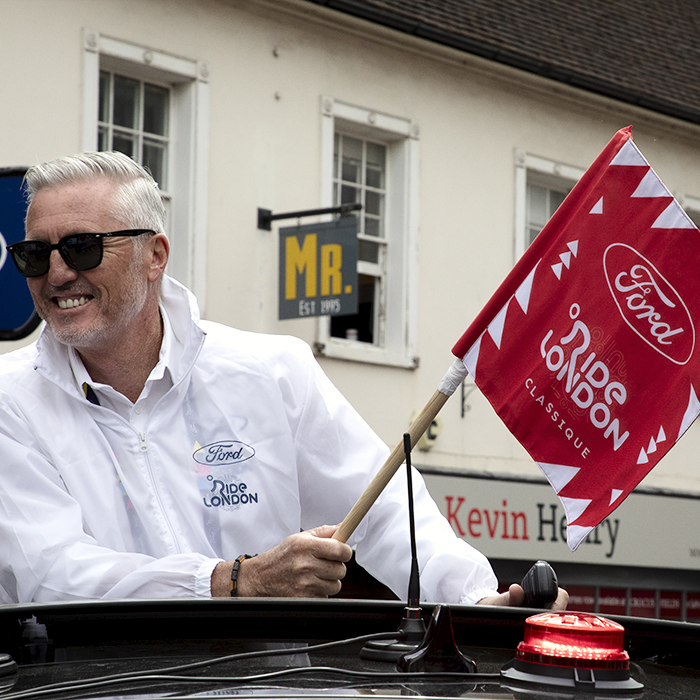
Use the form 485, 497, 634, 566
258, 203, 362, 231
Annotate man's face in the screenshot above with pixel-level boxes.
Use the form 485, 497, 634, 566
24, 179, 154, 352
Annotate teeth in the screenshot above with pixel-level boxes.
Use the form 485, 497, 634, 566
58, 297, 88, 309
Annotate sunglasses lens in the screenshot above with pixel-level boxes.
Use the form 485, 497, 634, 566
61, 234, 103, 271
9, 241, 51, 278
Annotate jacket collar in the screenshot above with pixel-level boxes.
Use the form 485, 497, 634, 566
34, 275, 206, 397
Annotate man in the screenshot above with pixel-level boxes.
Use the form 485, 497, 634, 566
0, 151, 566, 608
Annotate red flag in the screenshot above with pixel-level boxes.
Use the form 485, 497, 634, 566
452, 126, 700, 550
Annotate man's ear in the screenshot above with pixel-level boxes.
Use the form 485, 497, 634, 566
147, 233, 169, 283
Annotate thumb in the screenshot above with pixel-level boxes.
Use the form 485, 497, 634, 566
507, 583, 525, 606
305, 524, 340, 539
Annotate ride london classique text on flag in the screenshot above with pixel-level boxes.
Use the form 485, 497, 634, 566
451, 126, 700, 551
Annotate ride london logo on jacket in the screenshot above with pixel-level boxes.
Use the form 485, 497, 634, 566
193, 440, 260, 510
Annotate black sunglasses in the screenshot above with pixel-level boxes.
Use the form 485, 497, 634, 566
6, 229, 155, 278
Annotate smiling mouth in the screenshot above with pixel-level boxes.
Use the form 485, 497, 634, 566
56, 296, 92, 309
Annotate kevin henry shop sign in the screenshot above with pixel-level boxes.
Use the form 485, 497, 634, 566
420, 469, 700, 570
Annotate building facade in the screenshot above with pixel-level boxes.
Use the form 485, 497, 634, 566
2, 0, 700, 616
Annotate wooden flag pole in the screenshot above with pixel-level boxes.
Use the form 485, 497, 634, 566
332, 359, 468, 543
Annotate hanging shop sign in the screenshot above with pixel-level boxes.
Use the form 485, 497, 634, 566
278, 217, 358, 320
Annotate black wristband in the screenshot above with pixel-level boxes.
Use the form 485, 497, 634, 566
230, 554, 256, 597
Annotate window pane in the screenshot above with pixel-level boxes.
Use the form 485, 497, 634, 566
341, 136, 362, 184
143, 83, 169, 135
359, 239, 380, 263
334, 133, 340, 179
549, 189, 566, 217
527, 225, 541, 246
365, 190, 383, 218
330, 273, 375, 343
342, 135, 363, 162
98, 71, 111, 123
527, 184, 547, 228
112, 75, 140, 129
341, 157, 361, 185
365, 215, 382, 239
341, 184, 360, 206
365, 142, 385, 189
97, 126, 110, 152
112, 131, 137, 159
143, 139, 167, 188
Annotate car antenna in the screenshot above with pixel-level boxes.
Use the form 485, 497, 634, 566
359, 433, 427, 661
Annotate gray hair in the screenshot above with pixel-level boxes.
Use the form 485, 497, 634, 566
24, 151, 166, 235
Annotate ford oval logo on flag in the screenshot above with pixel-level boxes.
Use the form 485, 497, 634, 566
604, 243, 695, 365
193, 441, 256, 466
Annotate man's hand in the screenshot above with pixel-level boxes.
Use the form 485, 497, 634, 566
477, 584, 569, 610
211, 525, 353, 598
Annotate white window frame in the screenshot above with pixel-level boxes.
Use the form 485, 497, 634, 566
514, 150, 584, 262
318, 97, 419, 368
82, 30, 210, 311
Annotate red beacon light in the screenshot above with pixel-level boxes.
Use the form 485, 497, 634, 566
501, 612, 643, 693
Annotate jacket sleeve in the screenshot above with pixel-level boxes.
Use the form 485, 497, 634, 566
283, 341, 500, 604
0, 402, 219, 602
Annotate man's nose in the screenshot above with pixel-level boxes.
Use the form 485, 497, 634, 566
46, 249, 78, 285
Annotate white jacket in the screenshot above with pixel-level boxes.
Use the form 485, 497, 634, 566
0, 277, 498, 604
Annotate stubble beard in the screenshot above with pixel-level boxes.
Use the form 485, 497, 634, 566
37, 252, 150, 351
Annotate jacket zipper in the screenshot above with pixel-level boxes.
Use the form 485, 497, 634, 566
137, 428, 182, 554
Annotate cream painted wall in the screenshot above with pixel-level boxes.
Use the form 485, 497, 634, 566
2, 0, 700, 495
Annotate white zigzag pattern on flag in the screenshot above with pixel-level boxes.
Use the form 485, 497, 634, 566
590, 197, 603, 214
652, 201, 696, 229
537, 462, 580, 494
468, 261, 542, 377
609, 139, 647, 167
551, 240, 579, 279
637, 424, 669, 465
610, 488, 623, 505
515, 263, 539, 314
613, 139, 695, 229
560, 495, 593, 524
678, 384, 700, 440
567, 525, 593, 551
464, 334, 482, 382
487, 301, 509, 349
631, 169, 670, 198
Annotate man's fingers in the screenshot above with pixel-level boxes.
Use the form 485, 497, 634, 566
306, 524, 338, 538
551, 588, 569, 610
508, 583, 525, 606
312, 558, 347, 583
477, 584, 569, 610
302, 525, 353, 563
477, 583, 523, 607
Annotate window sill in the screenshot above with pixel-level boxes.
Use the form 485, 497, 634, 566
314, 338, 418, 369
